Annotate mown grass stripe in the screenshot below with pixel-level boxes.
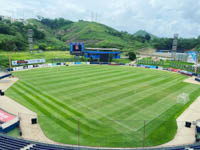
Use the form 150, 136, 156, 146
10, 86, 80, 135
51, 71, 143, 96
37, 67, 132, 87
83, 72, 174, 108
15, 82, 100, 133
115, 82, 187, 120
20, 80, 84, 118
61, 74, 159, 106
20, 65, 118, 81
15, 65, 102, 78
92, 74, 183, 116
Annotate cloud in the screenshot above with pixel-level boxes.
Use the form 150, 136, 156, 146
0, 0, 200, 38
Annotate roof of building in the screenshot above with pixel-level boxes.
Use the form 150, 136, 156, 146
85, 48, 120, 51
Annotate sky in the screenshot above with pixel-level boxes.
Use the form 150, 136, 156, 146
0, 0, 200, 38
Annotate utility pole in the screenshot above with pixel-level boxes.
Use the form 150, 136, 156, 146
9, 55, 12, 71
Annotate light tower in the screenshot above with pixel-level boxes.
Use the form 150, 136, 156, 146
28, 29, 33, 53
171, 33, 179, 60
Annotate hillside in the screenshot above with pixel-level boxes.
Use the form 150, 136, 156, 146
1, 17, 200, 52
0, 17, 150, 51
30, 19, 150, 50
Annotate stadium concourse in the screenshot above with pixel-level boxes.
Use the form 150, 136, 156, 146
1, 65, 200, 150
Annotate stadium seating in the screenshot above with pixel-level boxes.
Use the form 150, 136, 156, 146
0, 134, 74, 150
0, 135, 30, 150
0, 133, 200, 150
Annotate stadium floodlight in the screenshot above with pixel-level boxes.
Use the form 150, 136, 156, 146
171, 33, 179, 60
28, 29, 33, 53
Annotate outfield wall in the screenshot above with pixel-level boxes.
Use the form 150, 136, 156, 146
10, 61, 200, 79
0, 73, 12, 80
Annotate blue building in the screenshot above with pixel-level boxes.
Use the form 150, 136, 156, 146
70, 43, 120, 62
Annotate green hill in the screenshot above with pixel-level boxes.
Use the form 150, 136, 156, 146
0, 17, 150, 51
1, 17, 200, 53
31, 19, 149, 50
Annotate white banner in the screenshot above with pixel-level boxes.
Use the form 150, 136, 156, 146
12, 59, 46, 66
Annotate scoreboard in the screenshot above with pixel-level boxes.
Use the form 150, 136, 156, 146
70, 43, 84, 56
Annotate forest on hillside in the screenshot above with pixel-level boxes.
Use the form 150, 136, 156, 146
0, 17, 200, 52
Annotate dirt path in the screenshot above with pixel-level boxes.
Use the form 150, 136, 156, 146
162, 77, 200, 146
184, 76, 200, 85
0, 77, 56, 144
161, 96, 200, 146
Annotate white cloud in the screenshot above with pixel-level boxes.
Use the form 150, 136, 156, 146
0, 0, 200, 38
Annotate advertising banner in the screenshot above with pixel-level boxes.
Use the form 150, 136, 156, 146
187, 51, 197, 63
12, 59, 46, 66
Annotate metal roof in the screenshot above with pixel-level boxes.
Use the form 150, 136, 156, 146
85, 48, 120, 51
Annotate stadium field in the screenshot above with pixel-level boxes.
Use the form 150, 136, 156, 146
6, 65, 200, 147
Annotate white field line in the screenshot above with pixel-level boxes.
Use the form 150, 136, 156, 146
108, 76, 183, 116
82, 72, 180, 105
133, 85, 195, 131
17, 81, 123, 132
131, 81, 195, 121
75, 76, 183, 131
75, 102, 136, 132
22, 80, 137, 134
87, 76, 183, 119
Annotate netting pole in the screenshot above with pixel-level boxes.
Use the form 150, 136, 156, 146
143, 120, 146, 148
78, 119, 80, 146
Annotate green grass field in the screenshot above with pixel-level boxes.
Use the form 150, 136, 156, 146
0, 51, 73, 67
6, 65, 200, 147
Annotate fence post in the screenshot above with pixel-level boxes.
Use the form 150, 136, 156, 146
78, 119, 80, 146
143, 120, 146, 148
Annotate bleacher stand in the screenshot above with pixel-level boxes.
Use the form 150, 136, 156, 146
0, 135, 30, 150
0, 134, 200, 150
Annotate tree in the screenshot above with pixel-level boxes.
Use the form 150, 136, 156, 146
39, 43, 47, 50
0, 23, 12, 35
145, 33, 151, 41
128, 51, 136, 61
135, 36, 145, 43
